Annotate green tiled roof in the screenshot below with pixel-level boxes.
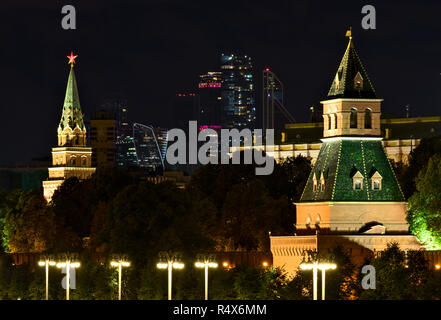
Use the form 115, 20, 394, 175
58, 65, 84, 131
300, 139, 405, 202
327, 37, 377, 99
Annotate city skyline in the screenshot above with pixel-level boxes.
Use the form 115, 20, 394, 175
2, 0, 441, 164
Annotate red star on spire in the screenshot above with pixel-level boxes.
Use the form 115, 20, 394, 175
67, 52, 78, 65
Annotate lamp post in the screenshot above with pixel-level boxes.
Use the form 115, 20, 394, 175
157, 252, 184, 300
56, 254, 80, 300
300, 261, 336, 300
38, 255, 56, 300
195, 254, 218, 300
110, 255, 131, 300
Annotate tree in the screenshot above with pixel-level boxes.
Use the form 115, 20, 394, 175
220, 180, 294, 251
358, 243, 440, 300
3, 190, 57, 253
395, 136, 441, 199
408, 154, 441, 249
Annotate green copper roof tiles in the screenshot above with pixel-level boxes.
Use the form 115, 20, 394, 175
327, 38, 377, 99
59, 66, 84, 131
300, 139, 405, 202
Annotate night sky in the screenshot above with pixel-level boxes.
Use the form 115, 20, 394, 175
1, 0, 441, 164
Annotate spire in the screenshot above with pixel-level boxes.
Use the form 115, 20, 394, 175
327, 29, 377, 99
57, 52, 86, 146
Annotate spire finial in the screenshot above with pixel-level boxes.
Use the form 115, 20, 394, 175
345, 27, 352, 40
67, 52, 78, 67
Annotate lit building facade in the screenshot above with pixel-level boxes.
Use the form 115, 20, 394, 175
220, 54, 256, 130
43, 53, 96, 201
270, 32, 422, 276
90, 109, 117, 168
133, 123, 168, 172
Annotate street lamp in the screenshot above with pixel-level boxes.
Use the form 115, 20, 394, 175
157, 252, 184, 300
300, 260, 336, 300
110, 255, 131, 300
56, 254, 80, 300
195, 254, 218, 300
38, 255, 56, 300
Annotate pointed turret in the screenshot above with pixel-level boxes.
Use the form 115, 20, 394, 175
43, 52, 95, 202
327, 29, 377, 99
57, 52, 86, 147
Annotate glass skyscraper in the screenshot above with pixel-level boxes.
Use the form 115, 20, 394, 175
220, 54, 256, 130
133, 123, 168, 172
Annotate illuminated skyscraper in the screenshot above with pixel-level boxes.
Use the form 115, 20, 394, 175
262, 68, 295, 131
133, 123, 168, 172
220, 54, 256, 130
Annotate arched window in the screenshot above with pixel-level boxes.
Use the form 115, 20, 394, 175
334, 114, 338, 129
350, 108, 358, 128
365, 108, 372, 129
70, 156, 76, 166
328, 115, 332, 131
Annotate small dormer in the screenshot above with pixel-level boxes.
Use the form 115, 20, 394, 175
354, 71, 363, 90
370, 170, 383, 190
313, 172, 318, 191
320, 171, 325, 191
351, 170, 364, 190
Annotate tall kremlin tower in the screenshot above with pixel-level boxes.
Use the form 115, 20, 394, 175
43, 53, 96, 201
270, 30, 422, 276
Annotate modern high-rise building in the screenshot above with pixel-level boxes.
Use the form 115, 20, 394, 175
198, 72, 223, 128
220, 54, 256, 130
262, 68, 295, 131
172, 92, 200, 131
95, 98, 138, 168
90, 109, 117, 168
133, 123, 168, 172
43, 53, 96, 201
100, 98, 131, 141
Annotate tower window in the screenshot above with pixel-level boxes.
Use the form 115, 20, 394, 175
365, 108, 372, 129
350, 108, 358, 128
313, 172, 318, 191
354, 180, 362, 190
